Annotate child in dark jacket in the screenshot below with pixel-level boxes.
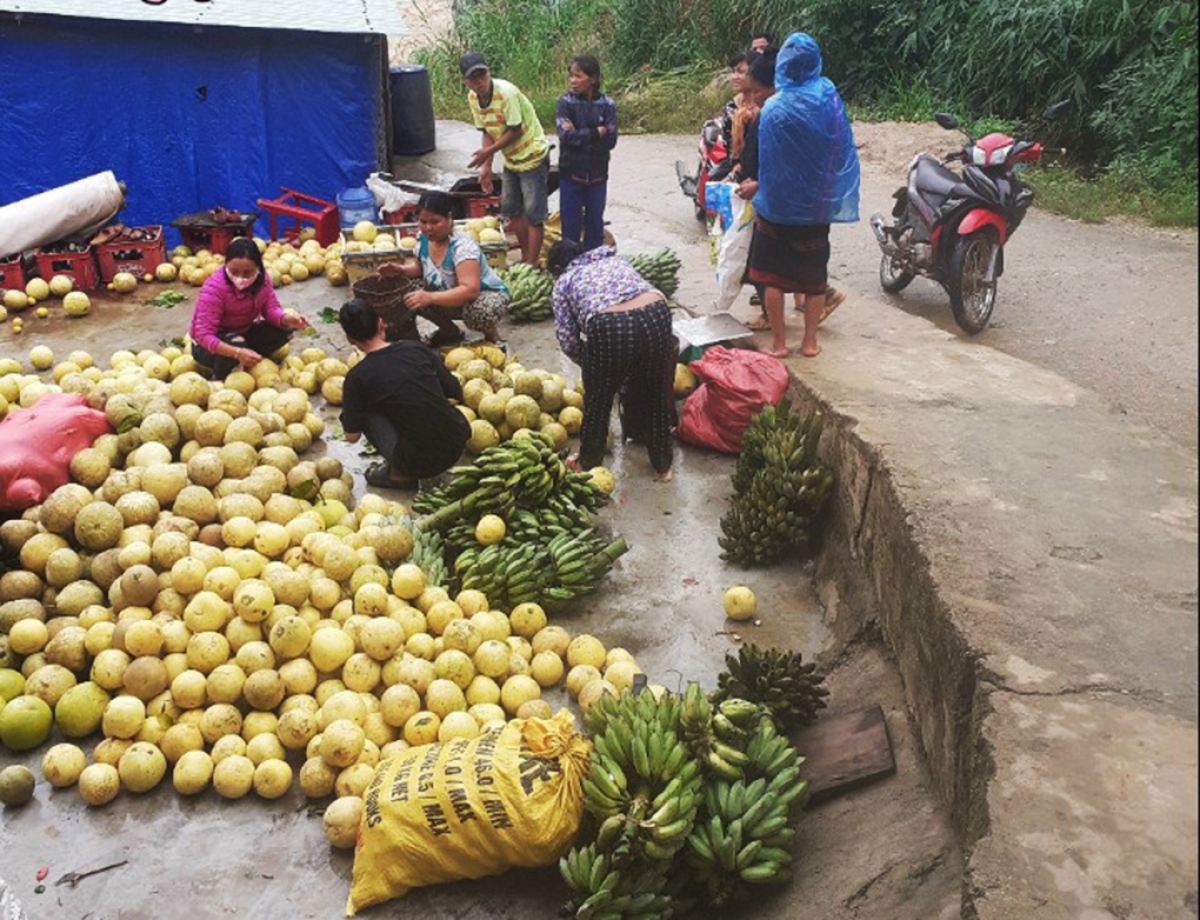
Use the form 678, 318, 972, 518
555, 55, 617, 252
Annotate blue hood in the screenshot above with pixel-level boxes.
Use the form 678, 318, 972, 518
753, 32, 860, 225
776, 32, 823, 90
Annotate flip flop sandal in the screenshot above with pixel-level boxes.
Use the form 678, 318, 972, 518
818, 289, 847, 323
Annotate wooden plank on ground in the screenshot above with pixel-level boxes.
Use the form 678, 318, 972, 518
791, 704, 895, 804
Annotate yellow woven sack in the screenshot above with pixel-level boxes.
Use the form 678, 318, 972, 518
347, 710, 591, 915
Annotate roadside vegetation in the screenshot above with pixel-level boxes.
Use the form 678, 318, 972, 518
416, 0, 1197, 227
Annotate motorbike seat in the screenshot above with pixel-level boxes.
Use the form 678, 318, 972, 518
913, 156, 963, 209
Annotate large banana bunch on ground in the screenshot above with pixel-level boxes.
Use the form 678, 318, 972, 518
681, 714, 808, 904
627, 249, 681, 299
559, 845, 676, 920
718, 400, 833, 567
579, 688, 705, 866
503, 262, 555, 322
679, 683, 751, 782
713, 644, 828, 731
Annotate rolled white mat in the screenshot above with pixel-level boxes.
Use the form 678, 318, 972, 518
0, 171, 124, 260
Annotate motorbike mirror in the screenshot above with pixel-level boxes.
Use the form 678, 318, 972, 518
934, 112, 960, 131
1044, 100, 1069, 120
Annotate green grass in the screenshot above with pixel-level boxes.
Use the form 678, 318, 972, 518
412, 0, 1196, 228
1025, 163, 1198, 227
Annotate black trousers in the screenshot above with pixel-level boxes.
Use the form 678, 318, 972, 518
191, 323, 293, 379
362, 411, 468, 480
579, 302, 676, 473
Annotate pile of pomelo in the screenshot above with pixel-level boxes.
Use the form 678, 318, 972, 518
0, 341, 642, 848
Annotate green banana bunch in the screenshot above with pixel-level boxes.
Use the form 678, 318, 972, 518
580, 688, 705, 867
560, 844, 676, 920
713, 644, 828, 732
503, 263, 555, 322
407, 524, 446, 589
550, 529, 621, 591
679, 715, 808, 904
680, 683, 747, 782
449, 530, 627, 611
627, 248, 682, 299
719, 400, 834, 567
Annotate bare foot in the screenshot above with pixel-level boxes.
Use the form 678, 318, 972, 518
766, 346, 790, 358
654, 468, 674, 482
800, 342, 821, 357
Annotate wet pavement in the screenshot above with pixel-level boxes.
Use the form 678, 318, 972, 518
0, 125, 959, 919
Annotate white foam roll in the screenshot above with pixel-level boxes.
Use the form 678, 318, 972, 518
0, 171, 125, 260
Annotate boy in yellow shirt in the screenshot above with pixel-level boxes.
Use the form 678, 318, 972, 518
461, 51, 550, 265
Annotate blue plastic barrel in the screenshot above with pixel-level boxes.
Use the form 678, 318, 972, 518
337, 187, 377, 230
390, 65, 437, 156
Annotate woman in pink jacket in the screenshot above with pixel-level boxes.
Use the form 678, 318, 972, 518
188, 237, 309, 378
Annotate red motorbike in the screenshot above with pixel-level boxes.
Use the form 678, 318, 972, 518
675, 117, 731, 222
870, 102, 1067, 333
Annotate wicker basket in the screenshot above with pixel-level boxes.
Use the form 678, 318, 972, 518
352, 272, 422, 341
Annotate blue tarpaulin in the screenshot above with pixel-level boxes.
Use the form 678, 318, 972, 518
0, 14, 387, 243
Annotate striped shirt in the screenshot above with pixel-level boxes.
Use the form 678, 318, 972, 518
469, 78, 549, 173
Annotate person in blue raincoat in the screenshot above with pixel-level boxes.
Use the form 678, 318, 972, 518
749, 32, 859, 358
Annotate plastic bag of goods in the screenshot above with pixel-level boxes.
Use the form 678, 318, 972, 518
347, 710, 591, 915
676, 345, 790, 453
0, 393, 111, 512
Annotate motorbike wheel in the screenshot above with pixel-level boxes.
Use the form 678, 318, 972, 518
879, 252, 915, 293
948, 231, 998, 334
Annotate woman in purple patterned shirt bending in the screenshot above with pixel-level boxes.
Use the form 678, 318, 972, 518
549, 241, 676, 482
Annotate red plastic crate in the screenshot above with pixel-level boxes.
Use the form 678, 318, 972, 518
34, 247, 99, 289
0, 255, 24, 291
463, 195, 502, 219
95, 226, 166, 282
256, 188, 339, 246
179, 224, 252, 256
382, 204, 421, 225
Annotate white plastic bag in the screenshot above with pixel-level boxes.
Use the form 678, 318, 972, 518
365, 173, 419, 219
0, 876, 28, 920
714, 193, 755, 312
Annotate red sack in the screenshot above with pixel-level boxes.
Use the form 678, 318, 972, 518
675, 346, 789, 453
0, 393, 111, 512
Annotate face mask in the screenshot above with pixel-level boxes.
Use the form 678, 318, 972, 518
228, 269, 257, 291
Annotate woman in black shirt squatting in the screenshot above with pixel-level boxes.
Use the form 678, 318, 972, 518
337, 299, 470, 489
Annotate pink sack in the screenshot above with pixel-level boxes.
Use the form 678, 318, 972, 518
0, 393, 111, 512
675, 346, 789, 453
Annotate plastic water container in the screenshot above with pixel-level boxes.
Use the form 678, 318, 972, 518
337, 187, 377, 230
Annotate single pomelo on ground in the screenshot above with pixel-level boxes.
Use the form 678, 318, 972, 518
0, 764, 36, 806
723, 585, 757, 620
